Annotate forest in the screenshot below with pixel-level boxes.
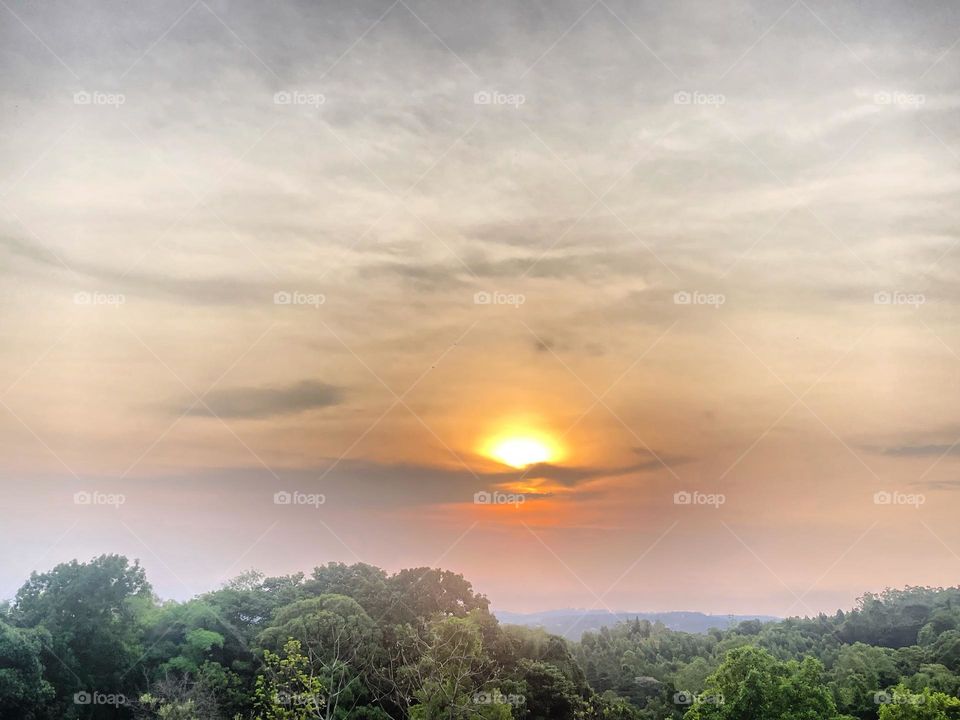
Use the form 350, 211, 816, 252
2, 554, 959, 719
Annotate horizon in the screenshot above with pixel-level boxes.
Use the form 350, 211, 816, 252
3, 0, 960, 621
0, 548, 943, 622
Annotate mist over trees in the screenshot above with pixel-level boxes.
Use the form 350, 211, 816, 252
2, 555, 960, 719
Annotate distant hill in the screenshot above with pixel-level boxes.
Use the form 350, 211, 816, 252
495, 609, 779, 640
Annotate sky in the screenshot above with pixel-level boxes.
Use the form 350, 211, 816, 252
1, 0, 959, 617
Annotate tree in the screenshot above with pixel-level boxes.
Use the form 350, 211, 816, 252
385, 568, 489, 626
258, 595, 382, 719
254, 639, 328, 720
683, 647, 846, 720
0, 620, 54, 718
306, 564, 389, 618
829, 643, 899, 718
11, 554, 152, 716
877, 685, 960, 720
136, 674, 221, 720
141, 598, 250, 718
514, 660, 589, 720
396, 612, 506, 720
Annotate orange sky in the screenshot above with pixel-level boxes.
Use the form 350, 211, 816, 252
1, 0, 959, 615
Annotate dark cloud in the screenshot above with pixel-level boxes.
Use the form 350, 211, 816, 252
504, 458, 672, 487
865, 443, 960, 458
533, 336, 555, 353
110, 454, 679, 511
363, 261, 470, 290
913, 480, 960, 491
185, 380, 344, 418
632, 447, 691, 467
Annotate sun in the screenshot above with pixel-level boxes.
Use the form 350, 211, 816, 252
486, 434, 558, 468
490, 437, 551, 468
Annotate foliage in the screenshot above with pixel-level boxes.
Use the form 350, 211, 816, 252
10, 554, 151, 718
0, 621, 54, 718
3, 556, 960, 720
254, 639, 327, 720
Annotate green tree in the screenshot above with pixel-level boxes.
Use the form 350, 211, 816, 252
0, 620, 54, 718
398, 612, 508, 720
11, 554, 152, 716
684, 647, 846, 720
877, 685, 960, 720
259, 595, 381, 719
254, 639, 328, 720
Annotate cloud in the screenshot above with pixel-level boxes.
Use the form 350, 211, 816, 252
0, 235, 274, 306
532, 336, 555, 353
913, 480, 960, 491
185, 380, 344, 419
113, 454, 679, 511
509, 458, 678, 487
865, 443, 960, 458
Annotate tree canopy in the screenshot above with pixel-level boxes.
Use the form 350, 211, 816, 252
1, 557, 959, 720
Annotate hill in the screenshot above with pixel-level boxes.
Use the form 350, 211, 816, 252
495, 608, 779, 639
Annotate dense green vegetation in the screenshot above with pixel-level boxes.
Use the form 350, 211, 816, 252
2, 555, 959, 719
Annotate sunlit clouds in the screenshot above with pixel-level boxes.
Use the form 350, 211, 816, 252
1, 0, 959, 615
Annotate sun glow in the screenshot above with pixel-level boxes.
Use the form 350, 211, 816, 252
486, 433, 560, 468
490, 438, 551, 467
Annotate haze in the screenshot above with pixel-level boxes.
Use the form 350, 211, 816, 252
1, 0, 959, 617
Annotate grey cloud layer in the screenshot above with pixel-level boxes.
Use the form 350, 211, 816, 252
184, 380, 344, 418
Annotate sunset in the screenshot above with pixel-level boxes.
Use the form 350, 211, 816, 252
2, 0, 960, 718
